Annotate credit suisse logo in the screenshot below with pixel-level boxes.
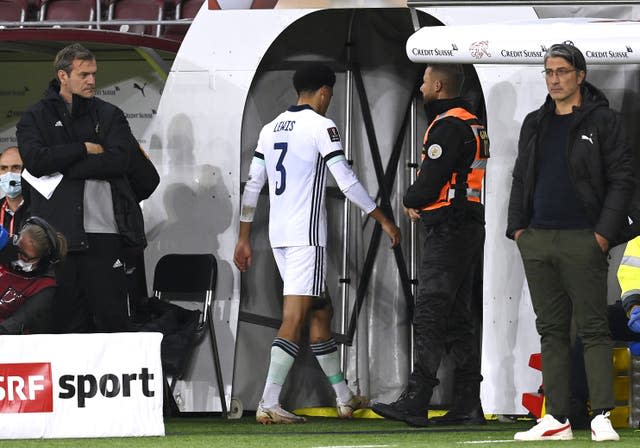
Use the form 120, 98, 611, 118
0, 363, 53, 413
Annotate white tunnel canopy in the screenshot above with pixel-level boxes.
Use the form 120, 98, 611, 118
406, 18, 640, 64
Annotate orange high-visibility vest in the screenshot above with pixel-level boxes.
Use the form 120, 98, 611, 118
420, 107, 489, 211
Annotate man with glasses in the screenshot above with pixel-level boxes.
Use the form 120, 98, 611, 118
507, 42, 634, 441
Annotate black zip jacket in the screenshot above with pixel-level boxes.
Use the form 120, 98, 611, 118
16, 79, 148, 250
404, 97, 484, 225
507, 81, 635, 245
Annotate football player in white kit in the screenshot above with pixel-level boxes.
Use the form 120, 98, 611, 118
234, 63, 401, 424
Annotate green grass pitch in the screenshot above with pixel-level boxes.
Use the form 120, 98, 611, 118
0, 415, 638, 448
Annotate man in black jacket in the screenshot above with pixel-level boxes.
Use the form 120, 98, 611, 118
16, 43, 151, 333
508, 43, 634, 442
372, 64, 488, 427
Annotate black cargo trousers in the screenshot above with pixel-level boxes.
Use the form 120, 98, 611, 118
410, 216, 485, 398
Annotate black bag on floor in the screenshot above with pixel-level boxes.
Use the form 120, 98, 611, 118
131, 296, 201, 376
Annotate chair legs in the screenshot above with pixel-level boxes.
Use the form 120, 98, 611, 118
208, 309, 228, 417
165, 311, 228, 417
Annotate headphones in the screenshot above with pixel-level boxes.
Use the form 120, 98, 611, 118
21, 216, 61, 265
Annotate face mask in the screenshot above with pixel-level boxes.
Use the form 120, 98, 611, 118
0, 172, 21, 199
11, 259, 37, 273
10, 234, 40, 273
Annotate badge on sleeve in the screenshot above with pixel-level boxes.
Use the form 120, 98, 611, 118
427, 144, 443, 159
327, 127, 341, 142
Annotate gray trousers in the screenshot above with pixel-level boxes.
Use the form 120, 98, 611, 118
517, 228, 614, 416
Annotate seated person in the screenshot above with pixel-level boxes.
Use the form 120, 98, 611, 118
0, 216, 67, 334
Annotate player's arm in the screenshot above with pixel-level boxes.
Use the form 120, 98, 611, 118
369, 207, 402, 248
327, 156, 400, 247
319, 122, 400, 247
234, 221, 253, 273
233, 150, 267, 272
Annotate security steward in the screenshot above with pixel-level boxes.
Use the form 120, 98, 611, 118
372, 64, 489, 426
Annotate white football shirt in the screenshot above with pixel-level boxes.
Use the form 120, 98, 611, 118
242, 104, 375, 248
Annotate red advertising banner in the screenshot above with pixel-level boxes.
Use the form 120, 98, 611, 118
0, 363, 53, 413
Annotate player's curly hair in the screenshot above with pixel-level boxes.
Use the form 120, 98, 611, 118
293, 63, 336, 95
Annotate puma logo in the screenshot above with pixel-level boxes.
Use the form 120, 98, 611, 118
581, 134, 593, 144
133, 81, 148, 97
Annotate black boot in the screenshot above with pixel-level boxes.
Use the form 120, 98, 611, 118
429, 402, 486, 425
371, 381, 431, 424
430, 382, 486, 425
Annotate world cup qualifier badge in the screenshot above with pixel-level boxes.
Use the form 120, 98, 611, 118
427, 144, 443, 159
327, 127, 341, 142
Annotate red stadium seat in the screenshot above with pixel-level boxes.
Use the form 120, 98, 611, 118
209, 0, 276, 8
37, 0, 95, 26
250, 0, 276, 8
161, 0, 202, 41
106, 0, 165, 37
176, 0, 202, 18
0, 0, 28, 23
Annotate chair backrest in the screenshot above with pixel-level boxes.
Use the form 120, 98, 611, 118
250, 0, 277, 8
177, 0, 202, 18
153, 253, 217, 295
38, 0, 95, 24
0, 0, 28, 22
161, 0, 202, 41
107, 0, 164, 36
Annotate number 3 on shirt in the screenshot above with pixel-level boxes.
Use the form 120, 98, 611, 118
274, 142, 287, 195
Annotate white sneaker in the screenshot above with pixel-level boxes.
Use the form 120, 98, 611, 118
591, 411, 619, 442
256, 401, 306, 424
514, 414, 573, 441
336, 395, 368, 419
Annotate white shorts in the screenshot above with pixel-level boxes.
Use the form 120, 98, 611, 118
272, 246, 326, 297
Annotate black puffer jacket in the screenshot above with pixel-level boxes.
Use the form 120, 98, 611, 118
16, 79, 147, 250
507, 81, 635, 244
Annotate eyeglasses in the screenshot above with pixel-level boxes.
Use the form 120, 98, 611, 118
542, 68, 576, 78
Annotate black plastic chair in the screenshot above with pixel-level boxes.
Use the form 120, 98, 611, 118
152, 253, 227, 416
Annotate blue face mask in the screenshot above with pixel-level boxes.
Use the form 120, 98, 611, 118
0, 172, 21, 198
